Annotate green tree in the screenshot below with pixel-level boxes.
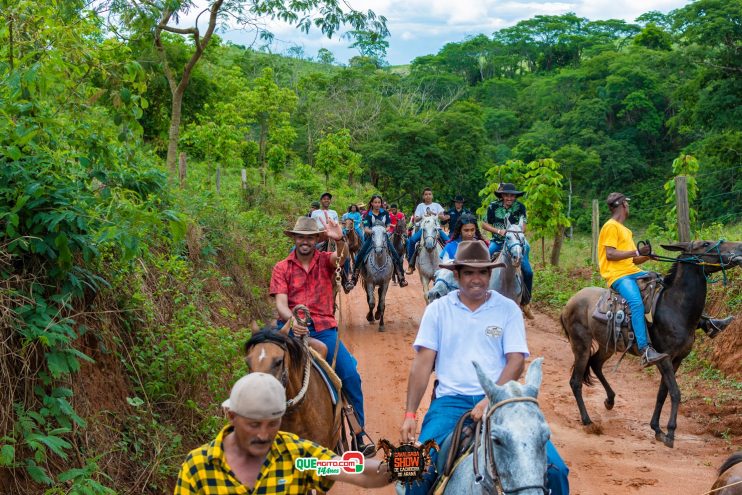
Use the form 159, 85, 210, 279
634, 23, 672, 50
523, 158, 570, 265
243, 68, 298, 184
315, 129, 362, 184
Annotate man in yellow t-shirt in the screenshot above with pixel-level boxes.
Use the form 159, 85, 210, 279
598, 192, 668, 367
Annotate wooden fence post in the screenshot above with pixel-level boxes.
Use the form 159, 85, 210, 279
178, 152, 186, 189
241, 168, 247, 192
675, 175, 691, 242
216, 167, 221, 194
591, 199, 599, 266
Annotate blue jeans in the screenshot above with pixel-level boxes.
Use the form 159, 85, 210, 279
612, 272, 650, 350
406, 228, 449, 261
406, 394, 569, 495
280, 323, 366, 428
490, 240, 534, 305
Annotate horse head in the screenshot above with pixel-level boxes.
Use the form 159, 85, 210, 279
427, 268, 457, 302
244, 329, 305, 388
371, 222, 388, 254
420, 216, 440, 251
503, 220, 526, 268
395, 217, 407, 235
661, 240, 742, 272
344, 217, 355, 232
472, 358, 549, 494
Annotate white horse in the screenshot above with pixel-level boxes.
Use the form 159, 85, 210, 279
428, 220, 526, 305
415, 216, 442, 303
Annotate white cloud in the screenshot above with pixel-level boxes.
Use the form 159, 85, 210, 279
178, 0, 692, 64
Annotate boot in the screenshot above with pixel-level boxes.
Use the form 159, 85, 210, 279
521, 303, 535, 320
355, 433, 376, 458
699, 315, 734, 339
345, 267, 359, 292
640, 346, 669, 368
406, 252, 417, 274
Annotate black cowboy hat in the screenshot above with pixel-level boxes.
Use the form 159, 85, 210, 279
494, 183, 524, 198
439, 241, 505, 270
452, 194, 465, 203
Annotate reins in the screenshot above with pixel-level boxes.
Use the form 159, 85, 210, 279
472, 396, 548, 495
284, 304, 313, 408
644, 240, 737, 285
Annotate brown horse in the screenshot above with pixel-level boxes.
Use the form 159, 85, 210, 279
344, 218, 361, 257
561, 240, 742, 448
711, 452, 742, 495
391, 217, 406, 284
245, 329, 340, 448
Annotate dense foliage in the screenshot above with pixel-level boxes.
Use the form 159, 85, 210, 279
1, 0, 740, 492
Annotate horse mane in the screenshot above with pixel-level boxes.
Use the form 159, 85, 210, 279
244, 327, 305, 368
719, 451, 742, 476
662, 261, 680, 286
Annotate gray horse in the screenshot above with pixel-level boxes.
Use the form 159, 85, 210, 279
360, 224, 394, 331
439, 358, 549, 495
429, 224, 526, 304
415, 216, 442, 303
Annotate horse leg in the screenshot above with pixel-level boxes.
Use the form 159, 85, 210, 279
589, 351, 616, 410
569, 351, 596, 428
376, 282, 389, 331
365, 283, 375, 323
651, 359, 681, 448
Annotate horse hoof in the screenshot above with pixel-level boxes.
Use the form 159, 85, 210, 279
366, 314, 374, 323
379, 326, 385, 332
583, 422, 603, 435
663, 437, 674, 448
604, 398, 614, 410
374, 313, 381, 321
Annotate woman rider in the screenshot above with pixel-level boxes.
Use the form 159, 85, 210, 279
342, 204, 364, 240
345, 195, 408, 290
440, 214, 488, 263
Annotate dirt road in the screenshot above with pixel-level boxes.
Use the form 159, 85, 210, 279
332, 275, 735, 494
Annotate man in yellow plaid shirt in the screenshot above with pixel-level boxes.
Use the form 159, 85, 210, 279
175, 372, 391, 494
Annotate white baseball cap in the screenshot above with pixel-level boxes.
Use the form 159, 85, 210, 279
222, 373, 286, 420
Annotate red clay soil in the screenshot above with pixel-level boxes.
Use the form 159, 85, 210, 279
331, 276, 737, 495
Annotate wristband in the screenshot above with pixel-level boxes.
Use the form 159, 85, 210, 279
404, 412, 416, 420
635, 250, 640, 257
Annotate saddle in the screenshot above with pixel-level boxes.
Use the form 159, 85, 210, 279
430, 412, 477, 495
591, 273, 664, 352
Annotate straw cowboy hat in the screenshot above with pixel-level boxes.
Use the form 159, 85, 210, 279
494, 183, 524, 198
283, 216, 327, 239
439, 240, 505, 270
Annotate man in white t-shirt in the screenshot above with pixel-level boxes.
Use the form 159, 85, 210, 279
310, 191, 339, 230
406, 187, 449, 273
399, 240, 570, 495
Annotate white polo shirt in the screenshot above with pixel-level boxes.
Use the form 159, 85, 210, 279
310, 209, 339, 229
414, 202, 444, 220
413, 290, 529, 397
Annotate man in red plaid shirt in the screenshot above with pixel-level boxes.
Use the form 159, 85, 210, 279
270, 216, 375, 456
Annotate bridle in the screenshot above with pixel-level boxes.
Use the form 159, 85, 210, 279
472, 396, 549, 495
422, 218, 439, 250
647, 240, 742, 285
503, 230, 525, 261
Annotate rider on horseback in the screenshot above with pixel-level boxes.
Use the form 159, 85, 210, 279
406, 187, 449, 274
439, 194, 470, 235
346, 195, 408, 290
440, 214, 487, 263
270, 216, 375, 455
342, 204, 364, 240
399, 240, 569, 495
599, 192, 668, 367
481, 183, 535, 319
387, 203, 405, 234
310, 192, 339, 229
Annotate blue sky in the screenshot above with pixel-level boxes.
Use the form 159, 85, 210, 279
187, 0, 691, 65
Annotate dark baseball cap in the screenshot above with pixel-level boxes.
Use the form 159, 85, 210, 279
320, 192, 332, 200
606, 192, 630, 208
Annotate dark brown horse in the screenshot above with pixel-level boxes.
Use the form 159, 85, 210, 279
711, 452, 742, 495
245, 329, 340, 448
391, 217, 406, 284
344, 218, 361, 258
561, 240, 742, 448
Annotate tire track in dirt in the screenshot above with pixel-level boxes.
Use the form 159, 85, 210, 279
331, 275, 734, 494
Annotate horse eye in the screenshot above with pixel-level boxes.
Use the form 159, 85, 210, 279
492, 436, 503, 446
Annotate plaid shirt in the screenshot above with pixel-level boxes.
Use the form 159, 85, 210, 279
270, 250, 337, 331
175, 425, 335, 494
486, 200, 527, 243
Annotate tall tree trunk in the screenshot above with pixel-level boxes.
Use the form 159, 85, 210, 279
550, 227, 564, 266
166, 88, 184, 175
259, 120, 268, 185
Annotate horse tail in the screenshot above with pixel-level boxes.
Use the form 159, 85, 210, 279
560, 313, 570, 342
719, 451, 742, 476
561, 310, 597, 386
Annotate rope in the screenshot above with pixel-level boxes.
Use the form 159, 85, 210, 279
700, 479, 742, 495
285, 305, 313, 408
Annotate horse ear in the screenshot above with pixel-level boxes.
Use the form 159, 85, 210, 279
473, 361, 507, 403
661, 243, 690, 252
523, 358, 543, 398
